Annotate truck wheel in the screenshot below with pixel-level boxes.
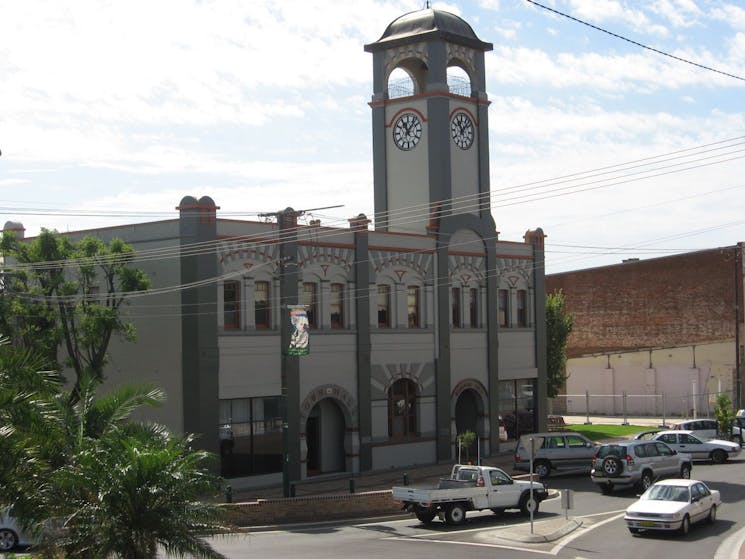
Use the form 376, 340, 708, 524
533, 460, 551, 479
600, 484, 613, 495
680, 464, 691, 479
415, 510, 436, 524
519, 494, 539, 516
444, 504, 467, 526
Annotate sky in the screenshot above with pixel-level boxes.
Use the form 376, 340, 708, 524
1, 0, 744, 274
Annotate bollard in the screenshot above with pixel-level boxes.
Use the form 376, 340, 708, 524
225, 485, 232, 503
403, 473, 409, 486
349, 478, 356, 494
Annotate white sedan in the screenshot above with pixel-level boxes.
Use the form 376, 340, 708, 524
625, 479, 721, 535
0, 509, 34, 552
651, 430, 740, 463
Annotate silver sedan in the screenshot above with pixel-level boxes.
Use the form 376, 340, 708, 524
652, 430, 740, 464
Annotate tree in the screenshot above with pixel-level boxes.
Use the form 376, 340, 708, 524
0, 229, 150, 395
714, 392, 737, 439
546, 290, 574, 399
0, 341, 226, 559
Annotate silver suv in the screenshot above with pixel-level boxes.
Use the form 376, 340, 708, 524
590, 440, 692, 494
513, 432, 596, 479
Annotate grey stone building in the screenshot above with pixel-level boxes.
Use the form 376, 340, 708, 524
2, 8, 547, 488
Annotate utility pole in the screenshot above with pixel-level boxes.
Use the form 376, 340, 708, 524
736, 245, 743, 409
277, 207, 301, 497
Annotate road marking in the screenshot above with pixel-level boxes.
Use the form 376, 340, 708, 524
549, 512, 625, 555
385, 535, 555, 555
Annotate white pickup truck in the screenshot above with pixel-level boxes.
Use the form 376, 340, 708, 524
392, 464, 548, 525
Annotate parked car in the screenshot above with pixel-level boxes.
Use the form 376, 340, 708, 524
633, 429, 662, 441
624, 479, 720, 535
671, 419, 718, 440
651, 430, 740, 463
730, 416, 745, 446
0, 509, 33, 552
502, 410, 534, 439
590, 440, 693, 494
514, 432, 597, 479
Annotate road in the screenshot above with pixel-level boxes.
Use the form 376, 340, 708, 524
198, 457, 745, 559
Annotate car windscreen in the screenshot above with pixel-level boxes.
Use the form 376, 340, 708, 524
644, 484, 689, 502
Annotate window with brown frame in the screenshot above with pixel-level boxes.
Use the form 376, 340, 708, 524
303, 282, 318, 328
407, 285, 420, 328
499, 288, 509, 328
377, 284, 391, 328
255, 281, 270, 329
468, 287, 478, 328
451, 287, 462, 328
330, 283, 344, 329
388, 378, 417, 437
224, 280, 240, 329
517, 289, 527, 327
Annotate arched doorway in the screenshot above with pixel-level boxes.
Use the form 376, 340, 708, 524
306, 398, 345, 476
455, 389, 482, 462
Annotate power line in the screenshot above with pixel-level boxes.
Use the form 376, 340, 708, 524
524, 0, 745, 83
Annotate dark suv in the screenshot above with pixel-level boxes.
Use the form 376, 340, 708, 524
590, 440, 693, 494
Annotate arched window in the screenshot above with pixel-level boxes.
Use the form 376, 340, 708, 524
389, 379, 417, 437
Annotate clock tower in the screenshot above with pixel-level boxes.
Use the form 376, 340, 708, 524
365, 8, 493, 234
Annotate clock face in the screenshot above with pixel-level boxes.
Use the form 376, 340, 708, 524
451, 112, 474, 150
393, 112, 422, 151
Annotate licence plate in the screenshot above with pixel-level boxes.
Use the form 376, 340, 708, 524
595, 472, 604, 477
641, 521, 656, 527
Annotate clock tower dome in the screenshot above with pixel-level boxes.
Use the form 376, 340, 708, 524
365, 8, 493, 234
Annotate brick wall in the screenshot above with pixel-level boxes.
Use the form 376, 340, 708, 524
546, 248, 739, 356
223, 490, 401, 526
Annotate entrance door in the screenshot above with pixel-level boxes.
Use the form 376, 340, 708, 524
306, 398, 345, 475
455, 389, 481, 461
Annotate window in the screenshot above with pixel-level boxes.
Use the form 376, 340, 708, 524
498, 289, 509, 328
377, 284, 391, 328
451, 287, 462, 328
330, 283, 344, 329
303, 282, 318, 328
468, 287, 478, 328
224, 280, 240, 329
517, 289, 527, 327
255, 281, 270, 329
388, 379, 417, 437
407, 285, 420, 328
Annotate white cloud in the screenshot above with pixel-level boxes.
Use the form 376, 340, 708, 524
567, 0, 669, 36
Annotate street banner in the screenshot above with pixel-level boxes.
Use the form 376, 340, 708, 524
288, 306, 310, 356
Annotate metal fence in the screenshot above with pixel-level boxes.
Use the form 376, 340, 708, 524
557, 388, 738, 423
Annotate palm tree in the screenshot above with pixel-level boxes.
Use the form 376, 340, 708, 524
1, 340, 226, 558
47, 425, 226, 559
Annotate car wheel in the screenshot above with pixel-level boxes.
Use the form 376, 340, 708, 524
680, 514, 690, 535
444, 504, 467, 526
708, 505, 717, 524
637, 471, 653, 492
601, 455, 623, 477
0, 529, 17, 552
533, 460, 551, 479
680, 464, 691, 479
600, 484, 613, 495
711, 449, 727, 464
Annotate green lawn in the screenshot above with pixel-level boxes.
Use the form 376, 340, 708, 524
564, 423, 651, 441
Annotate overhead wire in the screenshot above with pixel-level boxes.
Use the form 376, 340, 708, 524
524, 0, 745, 83
3, 135, 744, 274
